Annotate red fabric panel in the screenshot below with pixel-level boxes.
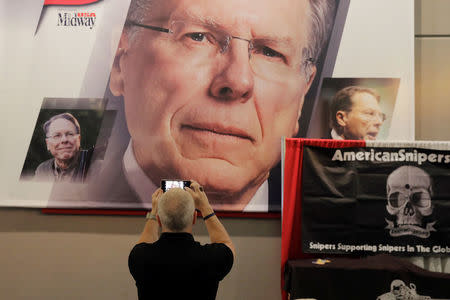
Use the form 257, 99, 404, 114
44, 0, 99, 5
281, 138, 365, 299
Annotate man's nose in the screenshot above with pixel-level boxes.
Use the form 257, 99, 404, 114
60, 134, 69, 142
372, 114, 384, 126
209, 40, 254, 102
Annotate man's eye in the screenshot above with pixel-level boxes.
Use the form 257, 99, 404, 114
186, 32, 206, 42
262, 47, 283, 58
67, 133, 74, 137
254, 46, 286, 62
363, 110, 376, 116
53, 134, 62, 139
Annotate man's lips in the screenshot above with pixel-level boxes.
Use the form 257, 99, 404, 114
181, 123, 254, 142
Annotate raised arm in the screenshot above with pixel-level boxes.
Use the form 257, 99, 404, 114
136, 188, 163, 244
186, 181, 236, 258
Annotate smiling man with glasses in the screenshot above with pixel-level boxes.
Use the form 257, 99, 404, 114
35, 113, 90, 182
97, 0, 337, 212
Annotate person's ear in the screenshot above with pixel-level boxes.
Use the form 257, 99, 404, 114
45, 139, 50, 151
192, 210, 197, 225
292, 65, 317, 136
305, 64, 317, 92
156, 215, 162, 227
109, 32, 130, 96
336, 110, 348, 127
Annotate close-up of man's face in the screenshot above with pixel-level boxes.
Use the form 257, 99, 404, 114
45, 118, 81, 164
110, 0, 317, 208
338, 92, 384, 140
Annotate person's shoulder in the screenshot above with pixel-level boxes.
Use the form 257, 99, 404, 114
35, 158, 54, 174
37, 158, 54, 169
34, 159, 55, 181
128, 242, 156, 262
201, 243, 234, 262
131, 242, 156, 252
200, 243, 234, 280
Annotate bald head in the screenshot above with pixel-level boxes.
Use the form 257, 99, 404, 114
158, 188, 196, 232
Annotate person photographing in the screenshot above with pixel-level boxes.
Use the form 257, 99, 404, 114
128, 180, 235, 300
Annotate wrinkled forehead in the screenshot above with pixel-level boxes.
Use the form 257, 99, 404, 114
48, 118, 77, 134
142, 0, 311, 46
351, 92, 381, 109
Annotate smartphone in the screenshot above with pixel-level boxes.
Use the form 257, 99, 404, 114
161, 180, 191, 192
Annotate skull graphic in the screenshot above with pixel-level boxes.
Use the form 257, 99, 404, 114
390, 279, 407, 297
389, 279, 431, 300
377, 279, 432, 300
386, 166, 433, 227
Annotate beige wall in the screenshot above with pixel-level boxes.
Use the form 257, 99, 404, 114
1, 2, 449, 300
415, 0, 450, 140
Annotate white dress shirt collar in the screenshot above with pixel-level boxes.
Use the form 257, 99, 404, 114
331, 128, 344, 140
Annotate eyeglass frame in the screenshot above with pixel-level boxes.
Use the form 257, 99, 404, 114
46, 131, 79, 142
125, 20, 315, 74
359, 110, 387, 122
341, 107, 387, 123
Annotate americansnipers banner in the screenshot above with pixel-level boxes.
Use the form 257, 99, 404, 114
282, 139, 450, 259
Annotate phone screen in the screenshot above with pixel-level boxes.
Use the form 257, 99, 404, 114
161, 180, 191, 192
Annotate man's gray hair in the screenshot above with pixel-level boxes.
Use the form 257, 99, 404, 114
43, 112, 81, 136
125, 0, 336, 76
303, 0, 336, 77
158, 188, 195, 232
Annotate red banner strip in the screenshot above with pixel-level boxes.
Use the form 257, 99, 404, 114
41, 208, 281, 219
44, 0, 100, 6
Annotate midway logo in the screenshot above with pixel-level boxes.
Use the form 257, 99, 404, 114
57, 12, 96, 29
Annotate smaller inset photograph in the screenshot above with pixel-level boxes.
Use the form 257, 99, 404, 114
309, 78, 400, 140
20, 98, 107, 183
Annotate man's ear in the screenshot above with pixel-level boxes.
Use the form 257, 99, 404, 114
156, 215, 162, 227
336, 110, 348, 127
292, 65, 317, 136
192, 210, 197, 225
76, 134, 81, 147
305, 64, 317, 92
109, 33, 130, 96
45, 139, 50, 151
293, 97, 304, 137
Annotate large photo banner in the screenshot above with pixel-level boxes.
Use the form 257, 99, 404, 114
0, 0, 414, 213
283, 139, 450, 257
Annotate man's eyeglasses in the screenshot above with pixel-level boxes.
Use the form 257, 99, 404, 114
126, 20, 314, 82
46, 132, 78, 142
361, 110, 387, 122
